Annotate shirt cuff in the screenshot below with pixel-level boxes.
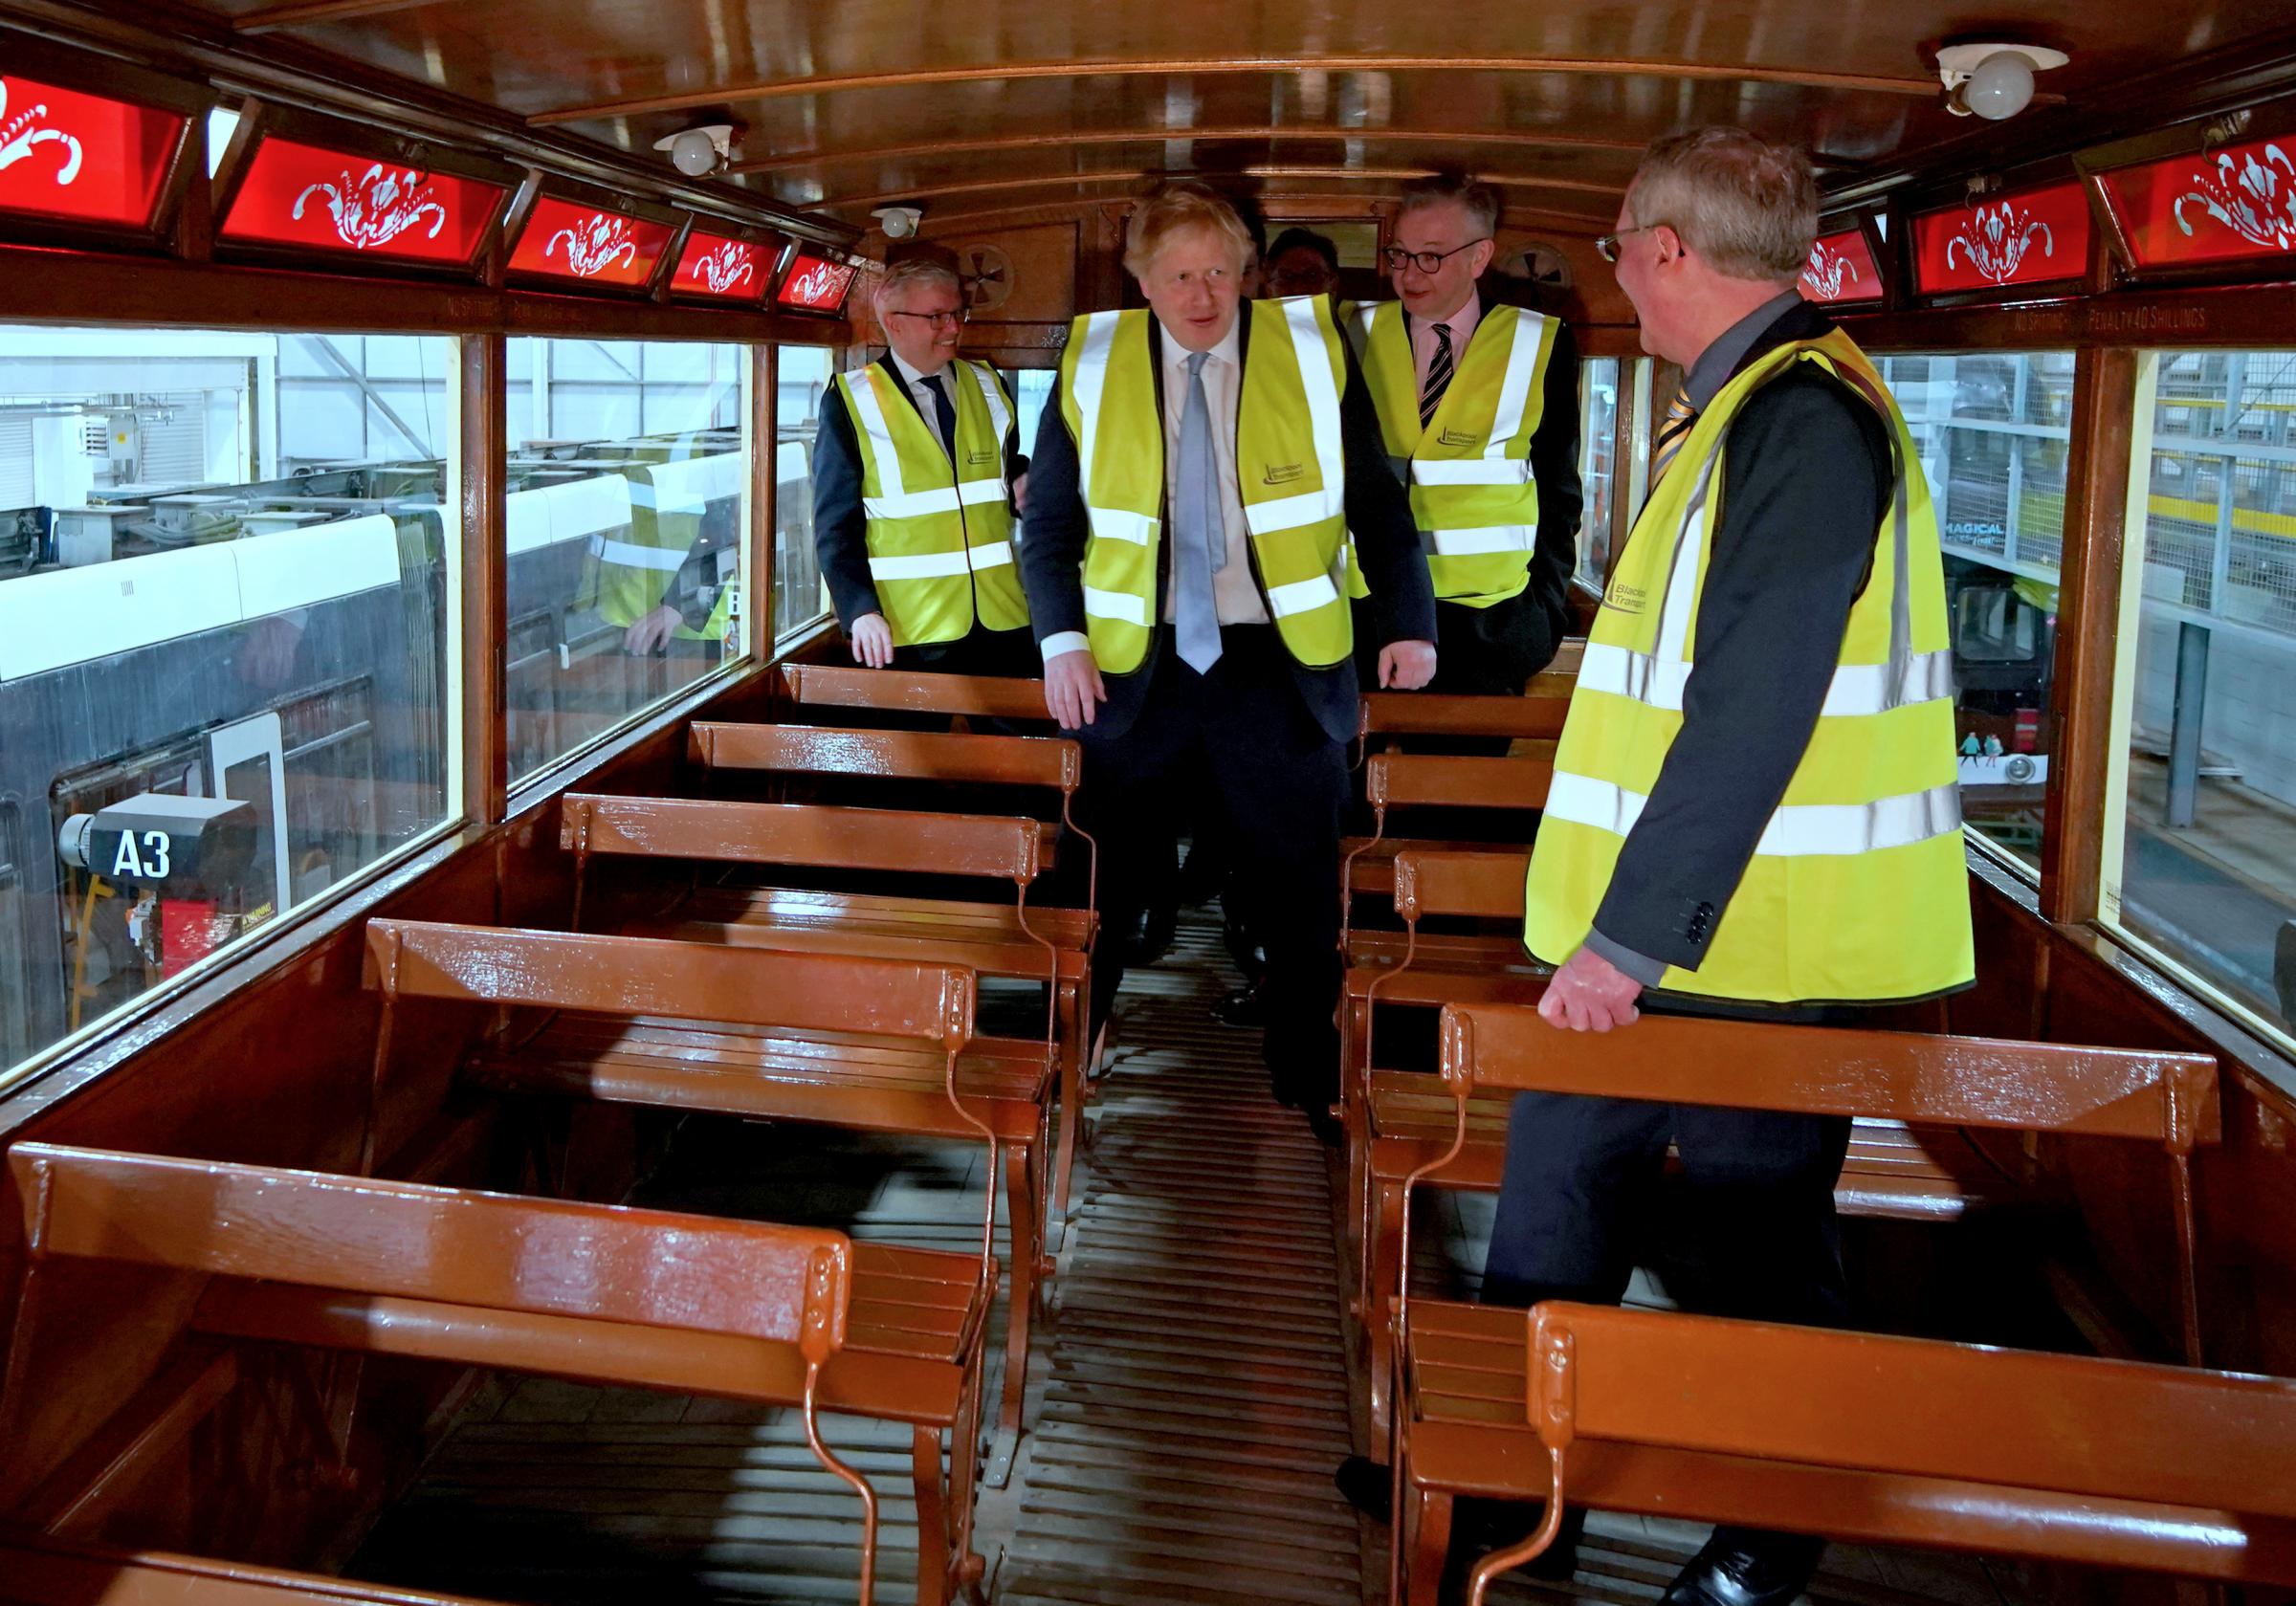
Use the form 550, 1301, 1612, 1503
1040, 630, 1091, 663
1584, 928, 1668, 988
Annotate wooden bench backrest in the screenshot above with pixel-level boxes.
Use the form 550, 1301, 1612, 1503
1439, 1001, 2219, 1145
1365, 753, 1555, 813
783, 662, 1049, 721
11, 1142, 851, 1361
1358, 685, 1574, 743
1394, 850, 1533, 923
0, 1540, 505, 1606
562, 794, 1041, 884
690, 721, 1079, 795
364, 918, 974, 1048
1531, 1300, 2296, 1518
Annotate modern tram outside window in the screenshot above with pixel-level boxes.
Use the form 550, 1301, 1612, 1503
772, 343, 834, 645
2106, 347, 2296, 1050
1576, 357, 1622, 591
1877, 351, 2077, 871
0, 326, 459, 1087
503, 337, 749, 784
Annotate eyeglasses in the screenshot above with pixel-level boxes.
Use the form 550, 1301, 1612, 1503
1380, 238, 1490, 275
885, 308, 968, 327
1595, 223, 1667, 264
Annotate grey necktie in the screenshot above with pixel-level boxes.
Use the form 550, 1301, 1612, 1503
1173, 350, 1225, 673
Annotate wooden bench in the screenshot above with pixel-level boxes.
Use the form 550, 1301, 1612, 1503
7, 1141, 996, 1606
364, 917, 1049, 1489
1339, 751, 1553, 913
1353, 643, 1580, 760
1371, 1001, 2222, 1456
561, 788, 1092, 1232
781, 662, 1052, 726
0, 1538, 509, 1606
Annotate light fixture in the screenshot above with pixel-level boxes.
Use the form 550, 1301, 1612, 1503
1936, 43, 2067, 121
872, 204, 924, 240
652, 123, 736, 177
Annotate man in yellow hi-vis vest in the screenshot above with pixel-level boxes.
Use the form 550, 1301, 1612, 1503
812, 258, 1034, 675
1352, 173, 1582, 711
1017, 183, 1437, 1139
1336, 131, 1975, 1599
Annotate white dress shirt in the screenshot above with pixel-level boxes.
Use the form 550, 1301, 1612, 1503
1041, 311, 1267, 663
1409, 287, 1482, 397
887, 350, 955, 458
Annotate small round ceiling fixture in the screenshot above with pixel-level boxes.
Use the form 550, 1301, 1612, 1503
1935, 43, 2068, 121
653, 123, 736, 177
872, 205, 924, 240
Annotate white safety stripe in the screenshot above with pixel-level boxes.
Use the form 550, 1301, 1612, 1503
864, 486, 962, 519
1481, 309, 1550, 464
1577, 641, 1956, 717
1069, 312, 1124, 527
592, 537, 688, 571
1084, 584, 1148, 625
1265, 572, 1341, 619
1088, 507, 1158, 545
1428, 525, 1535, 557
1653, 443, 1722, 665
1545, 771, 1963, 858
966, 539, 1015, 570
1277, 296, 1347, 526
840, 371, 908, 501
964, 361, 1011, 445
957, 476, 1006, 507
869, 550, 972, 582
1245, 486, 1345, 536
1412, 458, 1530, 487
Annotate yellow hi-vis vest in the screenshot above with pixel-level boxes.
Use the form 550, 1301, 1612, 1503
832, 358, 1029, 648
1058, 297, 1355, 673
1522, 328, 1974, 1005
592, 453, 736, 638
1354, 301, 1561, 607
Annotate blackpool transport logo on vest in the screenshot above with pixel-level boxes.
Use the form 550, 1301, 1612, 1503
1261, 462, 1305, 485
1438, 428, 1478, 447
1603, 578, 1649, 615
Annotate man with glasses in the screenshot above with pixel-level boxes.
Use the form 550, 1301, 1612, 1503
1351, 173, 1582, 715
812, 257, 1034, 672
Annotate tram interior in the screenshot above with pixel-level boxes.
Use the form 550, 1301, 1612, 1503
2, 3, 2296, 1606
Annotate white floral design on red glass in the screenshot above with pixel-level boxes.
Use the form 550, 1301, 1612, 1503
788, 258, 852, 304
2176, 144, 2296, 253
1800, 238, 1861, 299
691, 240, 756, 294
547, 211, 639, 277
292, 163, 447, 250
0, 77, 83, 187
1946, 200, 2055, 284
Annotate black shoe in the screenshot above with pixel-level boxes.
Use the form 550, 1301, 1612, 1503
1210, 982, 1268, 1027
1335, 1454, 1393, 1522
1659, 1529, 1824, 1606
1306, 1105, 1345, 1148
1124, 901, 1179, 968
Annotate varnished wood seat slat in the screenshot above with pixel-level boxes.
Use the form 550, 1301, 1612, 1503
0, 1539, 507, 1606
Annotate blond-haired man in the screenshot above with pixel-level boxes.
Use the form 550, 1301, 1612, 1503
1019, 183, 1436, 1136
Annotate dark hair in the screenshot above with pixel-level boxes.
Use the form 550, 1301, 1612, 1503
1397, 170, 1500, 237
1266, 228, 1340, 273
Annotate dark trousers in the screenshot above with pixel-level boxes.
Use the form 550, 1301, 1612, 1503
891, 622, 1040, 678
1077, 627, 1346, 1108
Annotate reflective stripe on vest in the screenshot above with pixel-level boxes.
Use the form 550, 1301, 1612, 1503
1058, 297, 1355, 672
1521, 327, 1974, 1005
835, 359, 1028, 648
1354, 300, 1556, 607
590, 454, 740, 638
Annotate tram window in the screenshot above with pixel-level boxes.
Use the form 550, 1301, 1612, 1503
773, 343, 835, 644
1576, 357, 1621, 590
1876, 351, 2076, 872
0, 326, 457, 1092
2104, 348, 2296, 1051
504, 338, 750, 784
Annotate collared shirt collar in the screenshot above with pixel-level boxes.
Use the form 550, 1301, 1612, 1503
888, 348, 950, 395
1159, 310, 1243, 376
1413, 285, 1482, 345
1683, 289, 1805, 410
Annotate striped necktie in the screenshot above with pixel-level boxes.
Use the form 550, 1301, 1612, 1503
1419, 322, 1454, 428
1649, 381, 1696, 487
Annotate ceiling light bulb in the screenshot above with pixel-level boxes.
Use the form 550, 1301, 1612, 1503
1964, 50, 2037, 121
669, 127, 720, 177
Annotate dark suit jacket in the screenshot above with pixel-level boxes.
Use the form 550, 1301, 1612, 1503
810, 354, 1028, 630
1019, 302, 1438, 745
1384, 294, 1584, 649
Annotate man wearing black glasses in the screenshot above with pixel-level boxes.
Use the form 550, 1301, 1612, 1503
1350, 173, 1582, 722
812, 257, 1035, 673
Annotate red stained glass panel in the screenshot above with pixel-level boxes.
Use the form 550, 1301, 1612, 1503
1799, 228, 1883, 304
673, 231, 769, 300
220, 138, 501, 264
2103, 136, 2296, 269
507, 196, 673, 288
777, 251, 856, 313
0, 74, 185, 229
1913, 181, 2090, 294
